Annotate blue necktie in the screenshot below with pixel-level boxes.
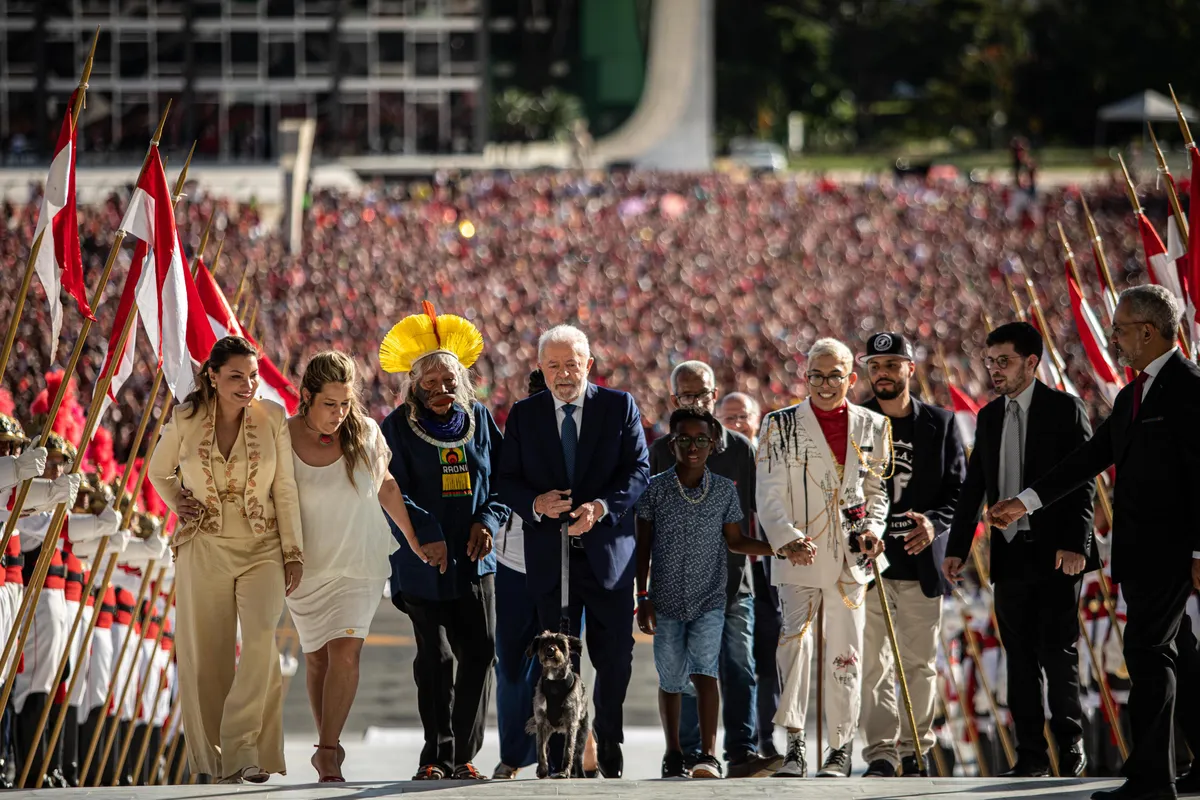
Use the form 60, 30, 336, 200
561, 404, 578, 485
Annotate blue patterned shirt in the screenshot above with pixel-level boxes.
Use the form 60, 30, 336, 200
636, 467, 743, 621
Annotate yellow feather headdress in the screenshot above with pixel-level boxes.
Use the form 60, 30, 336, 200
379, 301, 484, 374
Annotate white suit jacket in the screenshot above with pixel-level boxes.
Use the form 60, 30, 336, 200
756, 400, 891, 588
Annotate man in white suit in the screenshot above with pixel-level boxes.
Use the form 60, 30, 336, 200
756, 338, 890, 778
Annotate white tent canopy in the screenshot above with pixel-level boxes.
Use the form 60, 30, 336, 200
1097, 90, 1197, 123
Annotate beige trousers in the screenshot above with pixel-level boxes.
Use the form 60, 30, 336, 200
860, 577, 942, 766
774, 582, 867, 749
175, 517, 285, 780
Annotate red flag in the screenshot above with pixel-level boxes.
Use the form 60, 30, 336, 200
1188, 143, 1200, 327
117, 146, 216, 402
32, 89, 93, 354
947, 384, 979, 448
1066, 266, 1122, 404
194, 259, 300, 413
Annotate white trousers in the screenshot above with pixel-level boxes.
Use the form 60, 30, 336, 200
0, 582, 20, 676
774, 582, 867, 749
111, 622, 141, 723
86, 626, 114, 716
860, 578, 943, 765
66, 600, 93, 720
14, 587, 68, 713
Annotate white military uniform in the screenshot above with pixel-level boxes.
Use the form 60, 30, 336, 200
757, 400, 891, 748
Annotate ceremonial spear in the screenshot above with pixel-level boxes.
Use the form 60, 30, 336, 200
0, 105, 175, 736
0, 29, 99, 381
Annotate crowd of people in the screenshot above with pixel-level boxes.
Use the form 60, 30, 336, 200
0, 168, 1196, 795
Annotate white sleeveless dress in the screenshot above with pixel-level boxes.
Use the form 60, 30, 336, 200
285, 418, 399, 652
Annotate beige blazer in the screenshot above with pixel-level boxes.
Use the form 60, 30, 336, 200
148, 398, 304, 563
756, 399, 891, 589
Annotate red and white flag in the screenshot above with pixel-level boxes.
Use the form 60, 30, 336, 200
1186, 145, 1200, 336
194, 260, 299, 413
31, 90, 93, 354
99, 148, 216, 419
1163, 177, 1200, 345
1028, 314, 1079, 397
947, 383, 979, 449
1066, 265, 1122, 405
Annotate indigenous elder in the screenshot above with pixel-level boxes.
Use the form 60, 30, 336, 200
285, 351, 421, 783
149, 335, 304, 784
378, 303, 508, 782
647, 362, 773, 778
496, 323, 650, 779
755, 338, 889, 779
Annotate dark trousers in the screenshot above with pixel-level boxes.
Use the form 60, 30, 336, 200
398, 575, 496, 773
535, 546, 633, 745
61, 708, 79, 786
1121, 575, 1200, 788
79, 707, 116, 786
680, 592, 758, 761
493, 563, 540, 769
994, 573, 1084, 766
752, 561, 782, 755
15, 693, 50, 785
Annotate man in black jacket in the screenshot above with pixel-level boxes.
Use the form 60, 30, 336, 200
857, 332, 966, 778
943, 321, 1096, 779
990, 286, 1200, 800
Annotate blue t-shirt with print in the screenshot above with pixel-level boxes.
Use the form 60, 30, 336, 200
635, 466, 743, 622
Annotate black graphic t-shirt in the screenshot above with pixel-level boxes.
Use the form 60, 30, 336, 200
882, 412, 919, 581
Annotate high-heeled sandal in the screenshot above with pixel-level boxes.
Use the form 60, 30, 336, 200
312, 745, 345, 783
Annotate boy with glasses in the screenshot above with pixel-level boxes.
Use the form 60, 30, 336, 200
637, 409, 775, 779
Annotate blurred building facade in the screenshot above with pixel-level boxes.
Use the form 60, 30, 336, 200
0, 0, 486, 163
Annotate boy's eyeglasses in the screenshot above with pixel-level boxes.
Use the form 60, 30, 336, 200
674, 436, 714, 450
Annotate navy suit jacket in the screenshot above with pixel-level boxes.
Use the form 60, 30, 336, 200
496, 383, 651, 594
862, 397, 967, 598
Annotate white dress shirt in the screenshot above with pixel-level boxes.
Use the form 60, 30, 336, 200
532, 390, 609, 521
1019, 349, 1199, 559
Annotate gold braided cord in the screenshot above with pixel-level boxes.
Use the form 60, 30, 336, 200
850, 414, 896, 481
837, 579, 866, 610
779, 598, 818, 644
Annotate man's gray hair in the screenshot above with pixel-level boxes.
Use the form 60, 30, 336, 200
670, 360, 715, 394
807, 337, 854, 371
538, 324, 591, 362
721, 392, 761, 417
1119, 284, 1183, 339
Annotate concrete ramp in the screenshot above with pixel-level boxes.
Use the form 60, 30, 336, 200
592, 0, 714, 171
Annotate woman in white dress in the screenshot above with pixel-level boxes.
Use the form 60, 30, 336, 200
285, 351, 424, 783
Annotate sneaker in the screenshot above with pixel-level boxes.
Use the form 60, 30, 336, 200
492, 763, 519, 779
901, 754, 926, 777
816, 744, 852, 778
691, 754, 723, 779
661, 750, 691, 779
727, 753, 783, 778
864, 758, 897, 777
773, 732, 807, 778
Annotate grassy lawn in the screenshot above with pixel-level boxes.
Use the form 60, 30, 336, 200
787, 147, 1114, 172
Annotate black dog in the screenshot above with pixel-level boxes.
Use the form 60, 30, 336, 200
525, 631, 589, 779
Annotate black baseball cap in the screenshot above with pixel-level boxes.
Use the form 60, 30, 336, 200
858, 331, 915, 364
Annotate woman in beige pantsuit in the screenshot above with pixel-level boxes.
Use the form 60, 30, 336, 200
149, 336, 305, 784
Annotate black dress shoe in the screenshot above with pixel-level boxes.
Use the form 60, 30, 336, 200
1091, 780, 1178, 800
597, 741, 623, 779
1058, 742, 1088, 778
999, 760, 1051, 778
1177, 768, 1200, 796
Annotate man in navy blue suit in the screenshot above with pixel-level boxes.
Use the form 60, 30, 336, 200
496, 324, 651, 779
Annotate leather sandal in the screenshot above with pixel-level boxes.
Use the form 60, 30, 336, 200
313, 745, 345, 783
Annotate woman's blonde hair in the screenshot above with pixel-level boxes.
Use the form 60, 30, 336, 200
299, 351, 370, 488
